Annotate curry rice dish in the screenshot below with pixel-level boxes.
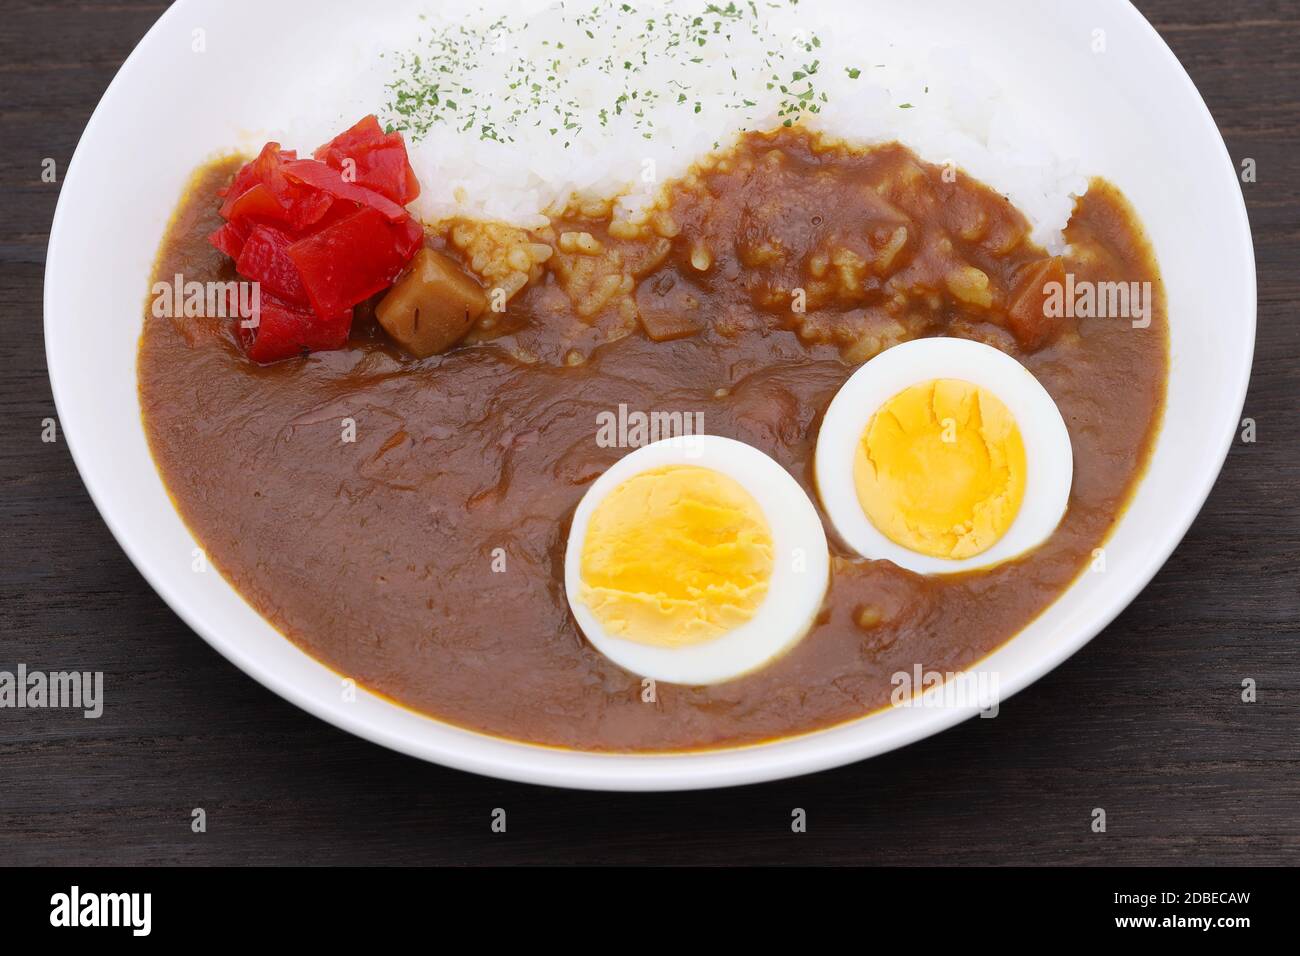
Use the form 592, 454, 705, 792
139, 122, 1167, 752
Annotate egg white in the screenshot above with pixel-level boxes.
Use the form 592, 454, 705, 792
564, 435, 830, 686
815, 338, 1074, 575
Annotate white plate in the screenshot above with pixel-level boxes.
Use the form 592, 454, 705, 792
45, 0, 1255, 790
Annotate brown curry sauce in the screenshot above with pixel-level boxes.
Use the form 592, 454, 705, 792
139, 128, 1167, 751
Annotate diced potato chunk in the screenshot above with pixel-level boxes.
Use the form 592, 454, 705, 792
376, 248, 488, 358
639, 309, 702, 342
634, 274, 702, 342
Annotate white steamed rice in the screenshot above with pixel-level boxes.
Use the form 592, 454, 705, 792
350, 0, 1089, 251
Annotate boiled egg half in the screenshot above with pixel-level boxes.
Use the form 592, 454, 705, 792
565, 435, 829, 685
815, 338, 1073, 574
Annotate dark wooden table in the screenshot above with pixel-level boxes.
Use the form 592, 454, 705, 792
1, 0, 1296, 866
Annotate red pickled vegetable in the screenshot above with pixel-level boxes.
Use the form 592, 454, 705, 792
217, 144, 335, 233
241, 295, 352, 365
219, 183, 284, 227
235, 225, 309, 306
218, 143, 295, 204
280, 159, 409, 222
208, 221, 248, 260
287, 206, 423, 318
314, 115, 420, 205
208, 118, 425, 363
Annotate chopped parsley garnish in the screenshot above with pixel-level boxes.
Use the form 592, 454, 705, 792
382, 1, 875, 144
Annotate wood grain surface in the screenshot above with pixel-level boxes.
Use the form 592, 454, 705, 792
1, 0, 1296, 866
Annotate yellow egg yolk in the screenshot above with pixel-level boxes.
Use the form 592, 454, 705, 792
852, 379, 1027, 559
578, 466, 774, 647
